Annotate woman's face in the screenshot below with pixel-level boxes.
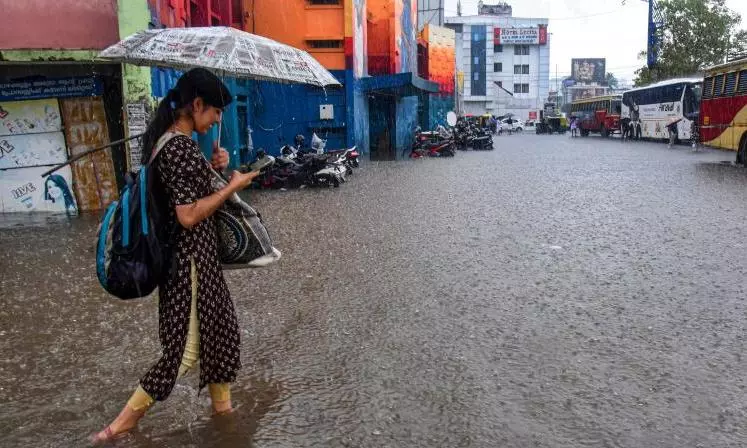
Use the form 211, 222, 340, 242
191, 97, 223, 134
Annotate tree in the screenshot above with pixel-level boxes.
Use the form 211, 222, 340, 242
605, 72, 619, 89
633, 0, 746, 86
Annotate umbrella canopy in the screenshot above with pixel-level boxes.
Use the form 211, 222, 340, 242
99, 27, 341, 87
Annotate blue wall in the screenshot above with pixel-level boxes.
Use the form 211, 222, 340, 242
149, 68, 373, 164
428, 95, 455, 130
396, 96, 419, 158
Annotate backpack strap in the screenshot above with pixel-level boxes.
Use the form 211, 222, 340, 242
148, 131, 188, 166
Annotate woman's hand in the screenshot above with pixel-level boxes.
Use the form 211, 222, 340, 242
228, 170, 259, 192
211, 142, 230, 171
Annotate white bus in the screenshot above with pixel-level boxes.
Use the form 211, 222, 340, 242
621, 78, 702, 141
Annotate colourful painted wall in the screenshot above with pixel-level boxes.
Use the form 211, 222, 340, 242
1, 0, 118, 50
423, 24, 455, 129
367, 0, 417, 75
245, 0, 346, 71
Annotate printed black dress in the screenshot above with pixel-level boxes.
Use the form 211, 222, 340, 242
140, 134, 241, 401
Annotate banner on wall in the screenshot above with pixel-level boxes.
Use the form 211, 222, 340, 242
0, 98, 63, 136
0, 165, 76, 213
0, 132, 67, 170
494, 26, 547, 45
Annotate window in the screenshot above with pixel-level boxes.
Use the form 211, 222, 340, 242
514, 65, 522, 74
494, 62, 502, 72
522, 64, 529, 74
494, 45, 503, 53
703, 77, 714, 99
474, 57, 479, 65
474, 72, 479, 81
514, 83, 521, 93
725, 72, 737, 96
307, 40, 343, 49
514, 45, 529, 55
308, 0, 340, 4
714, 74, 725, 96
739, 70, 747, 93
514, 83, 529, 93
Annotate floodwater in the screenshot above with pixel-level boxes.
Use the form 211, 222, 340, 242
2, 134, 747, 447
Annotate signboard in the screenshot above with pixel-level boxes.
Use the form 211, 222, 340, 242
0, 165, 76, 213
0, 98, 62, 136
0, 132, 67, 170
528, 111, 538, 120
494, 26, 548, 45
571, 58, 606, 83
570, 87, 608, 102
0, 77, 103, 102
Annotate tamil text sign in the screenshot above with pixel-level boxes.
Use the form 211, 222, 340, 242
0, 77, 103, 102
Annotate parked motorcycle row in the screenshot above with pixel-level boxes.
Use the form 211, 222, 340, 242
408, 119, 495, 158
244, 134, 360, 189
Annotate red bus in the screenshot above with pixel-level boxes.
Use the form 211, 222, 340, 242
700, 56, 747, 163
569, 95, 622, 137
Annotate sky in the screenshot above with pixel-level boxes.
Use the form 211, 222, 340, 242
443, 0, 747, 84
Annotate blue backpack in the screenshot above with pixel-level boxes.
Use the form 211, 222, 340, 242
96, 135, 175, 299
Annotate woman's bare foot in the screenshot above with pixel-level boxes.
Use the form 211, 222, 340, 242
90, 406, 145, 445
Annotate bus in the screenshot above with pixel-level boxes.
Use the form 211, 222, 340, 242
621, 78, 701, 142
700, 56, 747, 163
570, 95, 622, 137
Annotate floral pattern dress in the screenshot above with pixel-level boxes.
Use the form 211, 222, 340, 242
140, 134, 241, 401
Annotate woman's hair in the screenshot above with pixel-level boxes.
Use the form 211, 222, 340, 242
141, 68, 233, 165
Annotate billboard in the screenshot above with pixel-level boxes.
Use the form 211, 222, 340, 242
571, 58, 606, 83
570, 86, 608, 102
494, 26, 548, 45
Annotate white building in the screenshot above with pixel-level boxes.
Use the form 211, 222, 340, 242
445, 3, 550, 120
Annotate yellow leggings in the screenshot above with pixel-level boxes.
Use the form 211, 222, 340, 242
127, 259, 230, 411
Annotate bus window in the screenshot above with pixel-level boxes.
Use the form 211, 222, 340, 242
612, 100, 621, 114
714, 74, 725, 96
725, 72, 737, 96
683, 84, 699, 116
739, 70, 747, 93
703, 77, 713, 98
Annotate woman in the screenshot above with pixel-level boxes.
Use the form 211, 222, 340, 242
92, 68, 258, 443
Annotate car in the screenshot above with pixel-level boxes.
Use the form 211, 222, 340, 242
500, 118, 524, 133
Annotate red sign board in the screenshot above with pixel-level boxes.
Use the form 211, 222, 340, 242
529, 111, 538, 120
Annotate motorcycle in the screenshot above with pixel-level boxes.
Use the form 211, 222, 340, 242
410, 126, 456, 158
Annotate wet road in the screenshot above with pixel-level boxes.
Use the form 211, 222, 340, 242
2, 134, 747, 447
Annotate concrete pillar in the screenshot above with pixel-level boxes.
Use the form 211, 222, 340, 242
118, 0, 153, 172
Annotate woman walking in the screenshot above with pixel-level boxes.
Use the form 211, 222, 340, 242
92, 68, 258, 443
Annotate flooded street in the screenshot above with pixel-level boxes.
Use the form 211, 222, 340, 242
2, 134, 747, 447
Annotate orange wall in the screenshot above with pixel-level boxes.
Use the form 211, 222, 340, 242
244, 0, 346, 70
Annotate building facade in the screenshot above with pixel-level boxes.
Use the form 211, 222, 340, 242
0, 0, 124, 214
445, 4, 549, 120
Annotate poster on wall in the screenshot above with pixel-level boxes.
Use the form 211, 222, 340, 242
126, 102, 148, 172
0, 98, 63, 136
61, 97, 119, 211
0, 165, 76, 213
0, 132, 67, 170
571, 58, 606, 83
